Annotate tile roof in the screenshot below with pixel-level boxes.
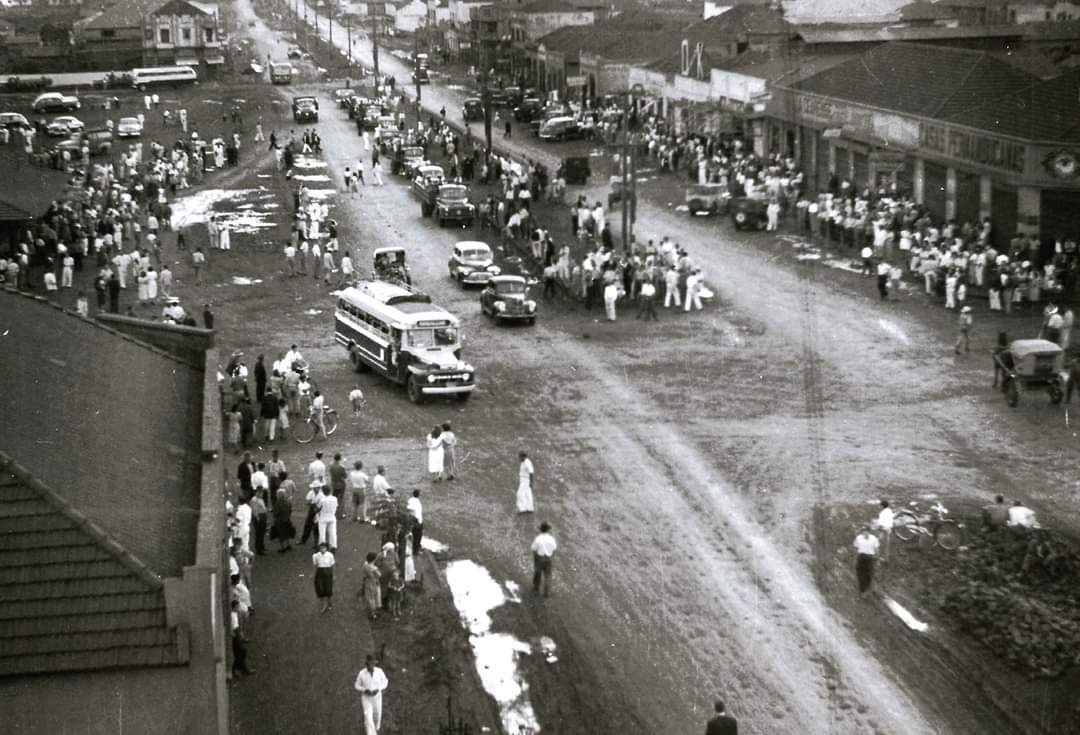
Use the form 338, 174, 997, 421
0, 458, 186, 677
0, 149, 77, 223
946, 68, 1080, 142
535, 23, 594, 54
793, 42, 1037, 120
686, 5, 794, 39
992, 48, 1063, 80
718, 50, 856, 83
82, 0, 156, 30
898, 0, 957, 20
0, 289, 203, 581
794, 23, 1023, 43
152, 0, 210, 16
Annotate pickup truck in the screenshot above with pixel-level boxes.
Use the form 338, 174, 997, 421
270, 61, 293, 84
392, 145, 425, 176
412, 164, 446, 217
433, 184, 476, 227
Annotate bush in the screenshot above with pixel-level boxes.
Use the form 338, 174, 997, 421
5, 75, 54, 92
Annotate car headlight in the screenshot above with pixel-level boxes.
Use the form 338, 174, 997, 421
463, 372, 471, 381
426, 374, 436, 383
495, 301, 506, 311
489, 265, 501, 275
526, 300, 536, 311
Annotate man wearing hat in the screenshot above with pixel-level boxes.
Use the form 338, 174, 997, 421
1041, 304, 1064, 345
955, 306, 973, 355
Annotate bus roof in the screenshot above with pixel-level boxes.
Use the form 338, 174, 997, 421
339, 282, 459, 328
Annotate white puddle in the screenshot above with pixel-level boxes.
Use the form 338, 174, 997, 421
171, 189, 280, 233
294, 155, 328, 169
795, 253, 822, 261
305, 189, 338, 200
673, 204, 689, 212
823, 258, 862, 274
421, 537, 449, 553
232, 276, 263, 286
303, 308, 323, 315
878, 319, 910, 345
445, 560, 540, 735
293, 174, 332, 182
884, 596, 929, 633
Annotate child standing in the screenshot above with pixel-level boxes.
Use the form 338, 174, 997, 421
350, 385, 365, 416
386, 570, 405, 620
955, 306, 973, 355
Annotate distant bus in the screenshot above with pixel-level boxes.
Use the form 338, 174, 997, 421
270, 61, 293, 84
130, 66, 198, 87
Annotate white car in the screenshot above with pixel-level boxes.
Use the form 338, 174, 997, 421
32, 92, 80, 113
45, 115, 84, 137
448, 241, 499, 286
116, 117, 143, 137
0, 112, 30, 130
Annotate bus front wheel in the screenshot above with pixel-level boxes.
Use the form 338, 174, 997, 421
407, 376, 425, 404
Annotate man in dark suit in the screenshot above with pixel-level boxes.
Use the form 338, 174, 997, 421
705, 699, 738, 735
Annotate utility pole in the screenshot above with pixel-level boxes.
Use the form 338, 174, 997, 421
346, 13, 352, 71
481, 67, 493, 153
328, 0, 333, 47
371, 15, 381, 79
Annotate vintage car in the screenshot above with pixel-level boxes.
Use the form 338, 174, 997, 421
448, 241, 499, 286
392, 145, 425, 176
0, 112, 31, 131
685, 183, 730, 216
730, 195, 769, 230
995, 339, 1066, 407
332, 88, 357, 108
373, 246, 412, 285
538, 115, 582, 142
51, 128, 113, 157
462, 98, 484, 122
287, 46, 305, 59
513, 98, 543, 122
480, 275, 536, 324
116, 116, 143, 137
412, 68, 430, 85
32, 92, 80, 113
434, 184, 476, 227
45, 115, 84, 137
355, 103, 381, 131
292, 96, 319, 123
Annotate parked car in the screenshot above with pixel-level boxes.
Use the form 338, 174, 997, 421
32, 92, 80, 113
538, 116, 582, 142
462, 98, 484, 122
287, 46, 304, 59
292, 96, 319, 123
116, 116, 143, 137
730, 195, 769, 230
52, 128, 113, 157
434, 184, 476, 227
685, 183, 730, 216
412, 68, 430, 85
498, 86, 523, 109
480, 275, 536, 324
530, 107, 570, 136
333, 88, 357, 107
513, 98, 543, 122
373, 246, 412, 285
45, 115, 84, 137
448, 241, 499, 285
392, 145, 425, 176
0, 112, 31, 131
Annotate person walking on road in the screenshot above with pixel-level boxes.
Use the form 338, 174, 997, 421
705, 699, 739, 735
316, 485, 338, 551
955, 305, 973, 355
349, 460, 370, 522
312, 542, 335, 613
854, 527, 880, 596
441, 421, 457, 480
361, 552, 382, 619
531, 522, 556, 597
875, 499, 893, 562
355, 655, 388, 734
516, 451, 534, 513
426, 425, 444, 482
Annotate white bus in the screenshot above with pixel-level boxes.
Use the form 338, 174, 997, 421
334, 281, 476, 403
130, 66, 198, 87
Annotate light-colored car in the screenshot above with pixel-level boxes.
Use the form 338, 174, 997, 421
448, 241, 499, 286
480, 275, 537, 324
32, 92, 80, 113
538, 116, 582, 142
0, 112, 31, 130
45, 115, 84, 136
116, 117, 143, 137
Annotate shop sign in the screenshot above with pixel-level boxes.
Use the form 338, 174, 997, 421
566, 75, 586, 87
822, 128, 843, 138
796, 95, 874, 137
869, 150, 907, 172
918, 122, 1026, 174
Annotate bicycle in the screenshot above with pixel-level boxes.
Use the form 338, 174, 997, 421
892, 501, 965, 550
294, 406, 339, 444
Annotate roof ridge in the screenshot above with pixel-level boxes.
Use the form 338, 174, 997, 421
0, 454, 165, 590
0, 287, 199, 370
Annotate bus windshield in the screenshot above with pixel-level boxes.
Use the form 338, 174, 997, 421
406, 326, 459, 349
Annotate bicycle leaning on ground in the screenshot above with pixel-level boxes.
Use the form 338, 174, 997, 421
294, 405, 339, 444
892, 500, 965, 550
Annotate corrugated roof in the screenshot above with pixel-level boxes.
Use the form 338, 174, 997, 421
152, 0, 209, 16
82, 0, 155, 30
514, 0, 578, 13
992, 48, 1063, 80
0, 149, 74, 223
686, 5, 794, 39
719, 50, 856, 83
946, 67, 1080, 142
793, 42, 1036, 120
535, 23, 594, 55
0, 459, 186, 677
0, 289, 203, 581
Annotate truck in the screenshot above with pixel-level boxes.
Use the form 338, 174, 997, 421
270, 61, 293, 84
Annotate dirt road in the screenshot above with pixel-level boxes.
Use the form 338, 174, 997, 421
232, 3, 1080, 733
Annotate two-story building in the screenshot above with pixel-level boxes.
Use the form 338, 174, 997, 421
506, 0, 592, 78
469, 1, 511, 72
143, 0, 223, 72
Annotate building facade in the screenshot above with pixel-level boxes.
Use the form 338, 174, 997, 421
143, 0, 223, 70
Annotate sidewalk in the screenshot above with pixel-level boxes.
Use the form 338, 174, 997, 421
230, 519, 381, 734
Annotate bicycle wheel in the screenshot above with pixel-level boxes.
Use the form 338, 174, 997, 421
935, 521, 964, 550
892, 510, 920, 542
294, 419, 316, 444
324, 410, 339, 437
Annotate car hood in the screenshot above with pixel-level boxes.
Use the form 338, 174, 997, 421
412, 348, 468, 370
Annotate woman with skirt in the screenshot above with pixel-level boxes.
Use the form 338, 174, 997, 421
312, 542, 335, 612
426, 426, 444, 482
516, 450, 534, 514
272, 488, 295, 552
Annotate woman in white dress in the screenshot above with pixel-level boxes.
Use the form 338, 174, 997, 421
219, 223, 231, 251
146, 266, 158, 302
136, 270, 149, 303
516, 451, 534, 514
426, 426, 444, 482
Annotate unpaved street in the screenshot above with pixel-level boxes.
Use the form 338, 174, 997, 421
233, 3, 1080, 733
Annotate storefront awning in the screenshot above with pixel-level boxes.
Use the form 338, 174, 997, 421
205, 55, 226, 65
